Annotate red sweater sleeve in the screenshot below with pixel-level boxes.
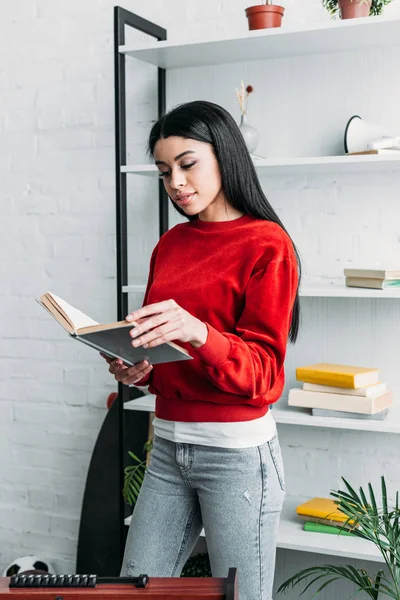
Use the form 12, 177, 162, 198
132, 244, 159, 387
192, 257, 298, 403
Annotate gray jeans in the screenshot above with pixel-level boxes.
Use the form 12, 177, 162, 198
121, 432, 285, 600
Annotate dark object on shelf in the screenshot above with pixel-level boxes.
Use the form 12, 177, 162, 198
9, 574, 148, 589
181, 553, 212, 578
0, 568, 239, 599
344, 114, 399, 154
75, 387, 149, 576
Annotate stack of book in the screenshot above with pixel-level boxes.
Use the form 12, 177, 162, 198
296, 497, 356, 536
289, 363, 392, 420
344, 268, 400, 290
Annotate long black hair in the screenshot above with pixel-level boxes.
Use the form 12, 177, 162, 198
148, 100, 301, 343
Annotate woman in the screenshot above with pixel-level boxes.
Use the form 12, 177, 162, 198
103, 100, 301, 600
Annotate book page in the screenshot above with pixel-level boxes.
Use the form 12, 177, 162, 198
49, 293, 98, 331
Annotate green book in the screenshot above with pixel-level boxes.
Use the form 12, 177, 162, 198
304, 521, 354, 536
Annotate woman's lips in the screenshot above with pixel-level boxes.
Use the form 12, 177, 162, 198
175, 193, 195, 206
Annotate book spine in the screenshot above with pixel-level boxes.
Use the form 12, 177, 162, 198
345, 277, 384, 290
304, 521, 354, 536
297, 515, 353, 527
311, 408, 388, 420
296, 369, 356, 388
303, 382, 387, 398
288, 388, 392, 414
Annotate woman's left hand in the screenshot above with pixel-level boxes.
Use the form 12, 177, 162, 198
126, 299, 208, 349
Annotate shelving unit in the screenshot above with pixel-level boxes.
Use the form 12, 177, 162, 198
125, 499, 383, 563
124, 395, 400, 434
115, 7, 400, 571
119, 15, 400, 67
273, 404, 400, 433
123, 281, 400, 299
121, 154, 400, 176
299, 282, 400, 299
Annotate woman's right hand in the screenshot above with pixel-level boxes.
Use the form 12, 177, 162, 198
100, 353, 153, 385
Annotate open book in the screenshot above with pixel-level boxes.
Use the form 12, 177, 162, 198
36, 292, 192, 366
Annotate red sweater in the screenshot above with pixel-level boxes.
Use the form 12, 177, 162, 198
136, 214, 298, 422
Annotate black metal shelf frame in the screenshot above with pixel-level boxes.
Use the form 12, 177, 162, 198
114, 6, 167, 562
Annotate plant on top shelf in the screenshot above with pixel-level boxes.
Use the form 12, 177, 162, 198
322, 0, 395, 19
245, 1, 285, 30
278, 476, 400, 599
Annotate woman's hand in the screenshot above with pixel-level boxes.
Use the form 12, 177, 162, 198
100, 353, 153, 385
125, 299, 208, 349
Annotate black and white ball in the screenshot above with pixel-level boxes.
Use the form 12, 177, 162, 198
3, 555, 55, 577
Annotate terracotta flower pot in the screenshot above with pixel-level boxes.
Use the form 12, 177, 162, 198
245, 5, 285, 30
338, 0, 371, 19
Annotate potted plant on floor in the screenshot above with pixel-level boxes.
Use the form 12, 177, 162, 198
245, 0, 285, 30
322, 0, 394, 19
278, 476, 400, 599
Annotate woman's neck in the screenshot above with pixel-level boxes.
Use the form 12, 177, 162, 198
198, 203, 244, 223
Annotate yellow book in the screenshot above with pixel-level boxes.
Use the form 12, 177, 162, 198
296, 498, 351, 524
296, 363, 379, 389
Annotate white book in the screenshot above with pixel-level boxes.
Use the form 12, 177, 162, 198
345, 277, 400, 290
303, 381, 387, 398
288, 388, 393, 415
311, 408, 389, 421
343, 268, 400, 280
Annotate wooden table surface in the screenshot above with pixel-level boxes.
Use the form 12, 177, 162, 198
0, 577, 236, 599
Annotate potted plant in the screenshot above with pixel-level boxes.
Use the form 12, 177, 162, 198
278, 476, 400, 599
181, 554, 212, 578
245, 0, 285, 30
322, 0, 394, 19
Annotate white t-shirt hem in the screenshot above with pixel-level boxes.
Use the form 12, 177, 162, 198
153, 409, 277, 448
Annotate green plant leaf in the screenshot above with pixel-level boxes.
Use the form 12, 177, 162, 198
277, 564, 384, 599
123, 450, 147, 506
382, 477, 389, 516
278, 477, 400, 599
368, 483, 379, 515
310, 577, 342, 598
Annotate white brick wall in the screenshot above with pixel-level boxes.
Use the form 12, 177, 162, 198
1, 0, 400, 595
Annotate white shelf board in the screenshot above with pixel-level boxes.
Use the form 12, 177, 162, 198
122, 281, 400, 299
121, 165, 157, 175
274, 404, 400, 434
122, 154, 400, 177
119, 16, 400, 68
299, 281, 400, 299
125, 396, 400, 433
122, 284, 146, 294
125, 499, 382, 562
124, 395, 156, 412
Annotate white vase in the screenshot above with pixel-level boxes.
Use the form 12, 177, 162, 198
239, 114, 259, 154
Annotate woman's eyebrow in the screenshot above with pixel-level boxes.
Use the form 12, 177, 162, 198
155, 150, 195, 166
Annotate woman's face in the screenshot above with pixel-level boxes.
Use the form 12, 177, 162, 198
153, 136, 228, 219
